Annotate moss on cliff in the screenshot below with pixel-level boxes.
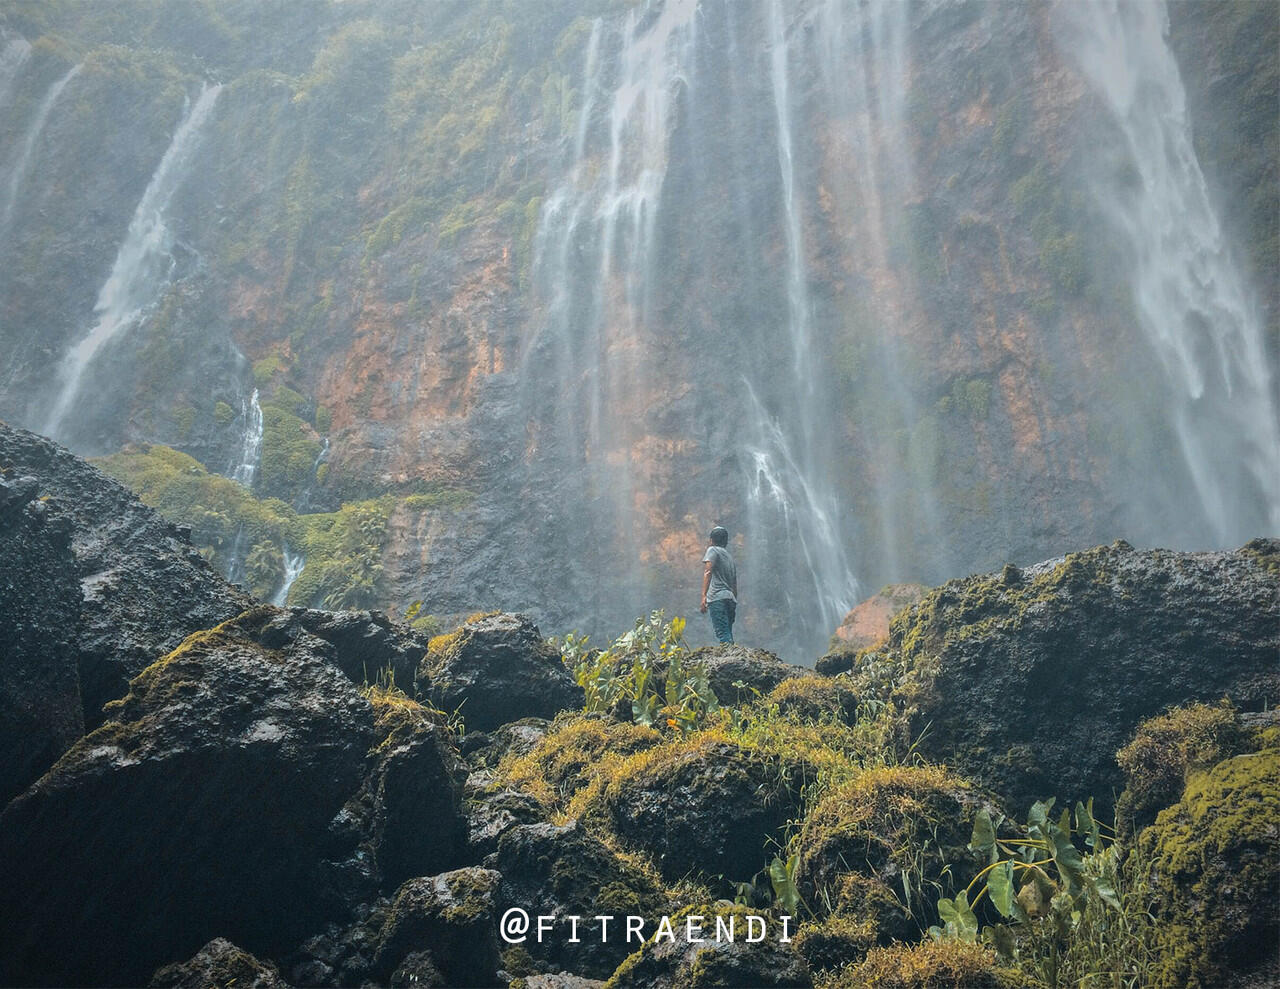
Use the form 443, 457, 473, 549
95, 443, 468, 609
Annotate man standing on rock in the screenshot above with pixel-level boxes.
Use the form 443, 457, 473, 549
700, 525, 738, 644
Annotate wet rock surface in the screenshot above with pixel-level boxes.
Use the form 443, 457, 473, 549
0, 423, 250, 731
605, 905, 812, 989
149, 939, 289, 989
421, 613, 584, 732
487, 820, 669, 978
683, 643, 811, 703
0, 604, 471, 988
0, 471, 83, 806
602, 738, 804, 885
857, 541, 1280, 815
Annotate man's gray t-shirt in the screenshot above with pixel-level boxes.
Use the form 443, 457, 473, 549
703, 545, 737, 603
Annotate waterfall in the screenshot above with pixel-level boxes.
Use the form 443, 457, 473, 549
0, 34, 31, 111
232, 389, 263, 487
1057, 0, 1280, 542
1, 63, 81, 236
525, 1, 699, 625
740, 0, 859, 636
272, 545, 305, 607
41, 82, 222, 441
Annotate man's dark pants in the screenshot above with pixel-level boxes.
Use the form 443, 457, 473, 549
708, 599, 736, 643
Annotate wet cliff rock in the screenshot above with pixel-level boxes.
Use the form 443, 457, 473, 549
0, 423, 251, 737
847, 540, 1280, 815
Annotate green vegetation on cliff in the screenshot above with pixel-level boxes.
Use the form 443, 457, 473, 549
96, 443, 468, 607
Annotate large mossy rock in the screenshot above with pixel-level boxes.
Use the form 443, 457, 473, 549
854, 540, 1279, 815
488, 820, 670, 978
421, 612, 584, 733
0, 425, 251, 801
600, 737, 804, 885
0, 472, 83, 807
684, 644, 810, 704
368, 868, 503, 988
149, 939, 289, 989
605, 905, 811, 988
792, 766, 984, 934
1139, 735, 1280, 989
0, 606, 467, 987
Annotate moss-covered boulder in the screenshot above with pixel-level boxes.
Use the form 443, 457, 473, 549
1114, 699, 1252, 834
820, 584, 929, 675
421, 612, 584, 732
356, 689, 468, 888
605, 904, 811, 988
488, 820, 671, 977
789, 914, 877, 974
0, 608, 376, 986
600, 736, 805, 885
0, 605, 473, 987
792, 766, 984, 931
825, 940, 1030, 988
500, 714, 664, 812
684, 644, 811, 705
368, 868, 503, 988
854, 541, 1280, 815
1139, 738, 1280, 989
149, 939, 288, 989
765, 676, 860, 723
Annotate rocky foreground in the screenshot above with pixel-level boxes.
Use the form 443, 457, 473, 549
1, 421, 1277, 988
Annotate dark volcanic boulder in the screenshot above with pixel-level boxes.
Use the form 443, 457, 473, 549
488, 820, 669, 978
150, 939, 289, 988
684, 643, 810, 704
421, 612, 584, 732
0, 424, 250, 732
0, 606, 466, 988
0, 472, 83, 806
358, 690, 468, 888
601, 737, 803, 885
605, 905, 811, 988
272, 607, 430, 689
368, 868, 503, 988
855, 540, 1280, 816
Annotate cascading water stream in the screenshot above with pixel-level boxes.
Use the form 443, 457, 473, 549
740, 0, 859, 635
1, 63, 81, 237
1056, 0, 1280, 540
41, 82, 222, 442
272, 545, 305, 607
525, 1, 699, 621
232, 389, 263, 487
0, 34, 31, 111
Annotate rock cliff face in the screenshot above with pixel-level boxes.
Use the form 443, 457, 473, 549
0, 2, 1275, 659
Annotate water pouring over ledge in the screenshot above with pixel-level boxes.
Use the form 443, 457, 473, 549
41, 82, 222, 443
1055, 0, 1280, 541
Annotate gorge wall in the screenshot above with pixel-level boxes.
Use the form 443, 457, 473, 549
0, 0, 1275, 659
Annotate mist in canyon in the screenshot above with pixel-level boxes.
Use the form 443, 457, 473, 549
0, 0, 1275, 660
